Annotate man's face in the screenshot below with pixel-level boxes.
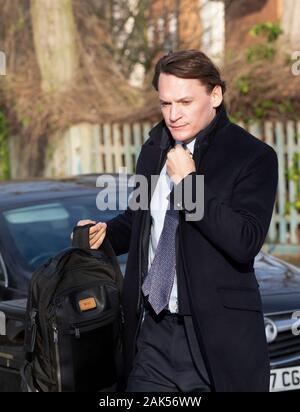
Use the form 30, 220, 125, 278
158, 73, 220, 143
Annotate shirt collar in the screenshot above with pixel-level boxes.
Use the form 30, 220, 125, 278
175, 138, 196, 154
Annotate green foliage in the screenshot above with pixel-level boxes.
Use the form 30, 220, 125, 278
228, 111, 252, 125
20, 116, 32, 128
278, 100, 294, 115
228, 113, 242, 124
284, 53, 295, 66
235, 76, 250, 94
253, 100, 274, 119
249, 22, 283, 43
231, 97, 295, 123
246, 44, 275, 63
0, 111, 10, 180
246, 22, 282, 63
285, 152, 300, 213
253, 106, 264, 119
231, 22, 290, 122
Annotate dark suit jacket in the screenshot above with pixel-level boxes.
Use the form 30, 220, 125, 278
106, 104, 278, 392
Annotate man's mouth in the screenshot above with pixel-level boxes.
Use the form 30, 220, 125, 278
170, 124, 187, 129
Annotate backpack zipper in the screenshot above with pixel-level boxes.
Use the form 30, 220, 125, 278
28, 309, 38, 353
52, 323, 62, 392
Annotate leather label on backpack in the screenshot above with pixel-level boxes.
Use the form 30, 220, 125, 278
79, 297, 97, 312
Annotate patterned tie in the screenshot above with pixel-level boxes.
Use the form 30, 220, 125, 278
142, 203, 179, 315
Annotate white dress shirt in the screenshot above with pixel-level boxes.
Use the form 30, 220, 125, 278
148, 138, 196, 313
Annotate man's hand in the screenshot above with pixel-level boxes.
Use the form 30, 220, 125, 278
166, 144, 196, 185
72, 219, 107, 249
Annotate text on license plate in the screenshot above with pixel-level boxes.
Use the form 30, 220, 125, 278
270, 366, 300, 392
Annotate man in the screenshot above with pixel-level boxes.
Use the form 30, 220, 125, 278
77, 50, 278, 392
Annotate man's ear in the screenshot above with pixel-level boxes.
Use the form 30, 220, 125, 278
211, 85, 223, 108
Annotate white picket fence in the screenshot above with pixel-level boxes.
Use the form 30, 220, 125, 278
243, 120, 300, 246
46, 119, 300, 246
46, 122, 153, 177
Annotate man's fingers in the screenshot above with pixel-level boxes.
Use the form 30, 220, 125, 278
73, 220, 106, 244
89, 222, 107, 237
185, 148, 193, 158
168, 145, 190, 160
77, 219, 96, 227
89, 225, 100, 235
90, 227, 106, 244
90, 230, 107, 249
175, 143, 184, 149
90, 226, 106, 246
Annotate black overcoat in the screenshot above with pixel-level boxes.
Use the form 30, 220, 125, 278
107, 105, 278, 392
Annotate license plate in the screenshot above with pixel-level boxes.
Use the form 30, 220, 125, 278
270, 366, 300, 392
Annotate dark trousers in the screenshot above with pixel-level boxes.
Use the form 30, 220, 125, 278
126, 309, 212, 392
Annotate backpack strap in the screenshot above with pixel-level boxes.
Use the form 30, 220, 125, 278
72, 223, 93, 249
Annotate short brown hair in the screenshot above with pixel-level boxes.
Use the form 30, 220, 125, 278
152, 50, 226, 95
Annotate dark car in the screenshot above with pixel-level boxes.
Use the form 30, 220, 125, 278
0, 175, 129, 301
254, 252, 300, 391
0, 175, 300, 392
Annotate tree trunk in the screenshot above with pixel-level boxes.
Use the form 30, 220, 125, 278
31, 0, 79, 93
30, 0, 93, 178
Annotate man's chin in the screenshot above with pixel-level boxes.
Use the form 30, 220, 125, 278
170, 130, 188, 140
171, 133, 194, 143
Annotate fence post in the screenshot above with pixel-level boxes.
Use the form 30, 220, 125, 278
286, 121, 298, 243
103, 123, 113, 172
265, 121, 277, 243
123, 123, 133, 172
275, 121, 288, 244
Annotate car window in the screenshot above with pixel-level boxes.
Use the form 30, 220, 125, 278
4, 203, 69, 224
2, 195, 126, 271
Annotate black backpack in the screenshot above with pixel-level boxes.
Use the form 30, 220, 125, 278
22, 224, 124, 392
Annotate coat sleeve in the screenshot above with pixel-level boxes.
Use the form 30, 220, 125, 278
173, 146, 278, 263
105, 208, 133, 256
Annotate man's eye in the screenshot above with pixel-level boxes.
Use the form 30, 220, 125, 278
182, 101, 191, 105
160, 102, 169, 107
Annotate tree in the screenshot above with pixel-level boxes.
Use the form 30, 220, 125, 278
31, 0, 79, 94
0, 0, 140, 178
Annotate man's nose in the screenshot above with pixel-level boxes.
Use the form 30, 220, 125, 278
169, 105, 182, 122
